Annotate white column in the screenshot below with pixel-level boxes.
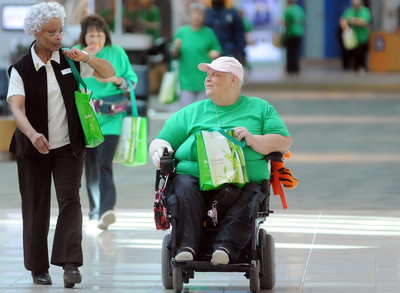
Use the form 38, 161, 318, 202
114, 0, 123, 35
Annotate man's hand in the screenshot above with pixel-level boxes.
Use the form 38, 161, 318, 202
149, 139, 174, 169
233, 127, 254, 145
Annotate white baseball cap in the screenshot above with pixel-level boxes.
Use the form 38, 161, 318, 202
198, 56, 244, 81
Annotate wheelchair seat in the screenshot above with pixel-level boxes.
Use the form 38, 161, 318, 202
155, 150, 283, 293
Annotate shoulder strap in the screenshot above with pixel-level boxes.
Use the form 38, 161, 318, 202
208, 127, 246, 147
127, 79, 139, 117
62, 48, 87, 92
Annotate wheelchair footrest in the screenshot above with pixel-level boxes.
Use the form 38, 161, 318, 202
172, 260, 256, 273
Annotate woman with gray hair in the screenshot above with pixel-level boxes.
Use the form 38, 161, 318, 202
6, 1, 115, 289
171, 2, 222, 108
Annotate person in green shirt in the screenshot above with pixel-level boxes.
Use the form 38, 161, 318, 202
340, 0, 371, 72
149, 57, 291, 265
75, 14, 138, 231
171, 3, 222, 108
138, 0, 161, 40
283, 0, 306, 75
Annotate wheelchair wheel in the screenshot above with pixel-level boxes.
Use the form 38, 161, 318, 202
249, 260, 260, 293
259, 228, 276, 290
173, 267, 183, 292
161, 234, 173, 289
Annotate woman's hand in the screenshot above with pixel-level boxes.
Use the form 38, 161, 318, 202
62, 47, 90, 63
208, 50, 220, 60
340, 18, 350, 30
29, 132, 51, 154
171, 39, 182, 58
94, 75, 121, 85
83, 44, 102, 56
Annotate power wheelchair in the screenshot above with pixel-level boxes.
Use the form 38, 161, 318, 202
154, 149, 284, 293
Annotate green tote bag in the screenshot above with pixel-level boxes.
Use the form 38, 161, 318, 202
113, 80, 148, 167
65, 56, 104, 148
196, 128, 248, 191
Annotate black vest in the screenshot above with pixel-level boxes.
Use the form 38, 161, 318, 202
8, 42, 86, 158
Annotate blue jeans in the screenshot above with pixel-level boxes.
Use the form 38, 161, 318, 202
85, 135, 119, 220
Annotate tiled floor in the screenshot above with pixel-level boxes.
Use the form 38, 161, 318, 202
1, 205, 400, 292
1, 75, 400, 292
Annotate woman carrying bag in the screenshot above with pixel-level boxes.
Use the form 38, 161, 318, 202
6, 2, 115, 288
74, 14, 138, 231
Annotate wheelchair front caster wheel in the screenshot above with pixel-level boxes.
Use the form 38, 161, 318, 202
173, 267, 183, 292
249, 260, 260, 293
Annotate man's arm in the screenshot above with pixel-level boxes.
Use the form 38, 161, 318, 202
234, 127, 292, 155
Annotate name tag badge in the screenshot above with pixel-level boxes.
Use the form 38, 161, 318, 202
61, 68, 72, 75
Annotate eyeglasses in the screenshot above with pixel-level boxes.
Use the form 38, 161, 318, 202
43, 29, 67, 38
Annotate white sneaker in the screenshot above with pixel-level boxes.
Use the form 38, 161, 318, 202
175, 252, 193, 262
175, 247, 195, 262
84, 219, 101, 234
211, 248, 229, 265
98, 210, 116, 230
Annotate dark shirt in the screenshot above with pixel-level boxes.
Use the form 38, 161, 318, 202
204, 7, 247, 59
8, 42, 85, 158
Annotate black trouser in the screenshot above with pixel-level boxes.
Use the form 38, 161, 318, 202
353, 42, 369, 71
168, 174, 262, 263
16, 144, 85, 273
85, 135, 119, 220
285, 36, 303, 74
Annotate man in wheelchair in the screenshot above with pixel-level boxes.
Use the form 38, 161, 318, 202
149, 56, 291, 266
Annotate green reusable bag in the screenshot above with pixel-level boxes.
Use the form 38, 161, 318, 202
342, 28, 358, 50
113, 80, 148, 167
158, 61, 179, 104
196, 128, 248, 191
65, 56, 104, 148
158, 71, 178, 104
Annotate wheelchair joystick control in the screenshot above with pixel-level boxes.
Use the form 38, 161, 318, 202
160, 147, 175, 176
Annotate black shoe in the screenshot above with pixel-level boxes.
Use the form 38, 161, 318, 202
31, 272, 52, 285
63, 264, 82, 288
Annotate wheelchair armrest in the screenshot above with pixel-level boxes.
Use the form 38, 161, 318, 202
249, 191, 266, 219
160, 148, 176, 176
265, 152, 284, 162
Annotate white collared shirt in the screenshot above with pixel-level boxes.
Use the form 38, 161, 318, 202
7, 45, 94, 149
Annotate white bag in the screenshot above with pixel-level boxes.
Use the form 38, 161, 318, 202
342, 28, 358, 50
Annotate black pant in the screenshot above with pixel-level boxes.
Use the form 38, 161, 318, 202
16, 144, 85, 273
168, 174, 262, 263
85, 135, 119, 220
353, 42, 369, 71
285, 36, 303, 74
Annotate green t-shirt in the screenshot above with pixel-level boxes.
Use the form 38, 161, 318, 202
140, 6, 161, 40
157, 95, 290, 183
285, 4, 306, 37
174, 25, 222, 92
342, 6, 371, 44
74, 44, 138, 135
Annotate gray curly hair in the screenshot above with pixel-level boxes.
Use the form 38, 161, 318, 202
24, 2, 66, 36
